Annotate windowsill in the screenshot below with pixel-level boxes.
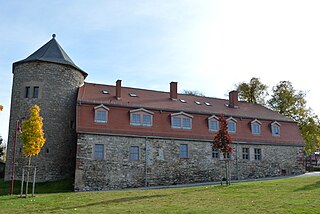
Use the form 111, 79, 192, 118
130, 124, 153, 127
95, 121, 107, 124
172, 127, 192, 130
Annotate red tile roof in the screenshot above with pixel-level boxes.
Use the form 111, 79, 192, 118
78, 82, 294, 123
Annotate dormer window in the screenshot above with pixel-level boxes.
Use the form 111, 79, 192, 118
208, 115, 219, 132
271, 121, 281, 136
251, 119, 262, 135
171, 112, 193, 130
227, 117, 237, 133
130, 108, 154, 126
94, 104, 109, 123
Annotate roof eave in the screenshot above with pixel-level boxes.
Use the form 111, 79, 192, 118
12, 59, 88, 78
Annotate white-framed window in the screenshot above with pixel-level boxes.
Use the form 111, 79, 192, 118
208, 115, 219, 132
171, 112, 193, 130
251, 119, 262, 135
172, 117, 181, 128
131, 113, 141, 125
254, 148, 262, 160
212, 149, 220, 159
142, 114, 152, 126
242, 148, 249, 160
223, 153, 231, 160
94, 144, 104, 160
94, 104, 110, 123
130, 108, 154, 127
182, 118, 191, 129
180, 144, 189, 158
271, 121, 281, 136
130, 146, 139, 161
227, 117, 237, 133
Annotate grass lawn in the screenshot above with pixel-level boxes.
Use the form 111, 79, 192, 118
0, 176, 319, 213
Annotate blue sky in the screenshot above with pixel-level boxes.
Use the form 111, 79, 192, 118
1, 0, 320, 143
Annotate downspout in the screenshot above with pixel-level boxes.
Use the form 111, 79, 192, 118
145, 137, 148, 187
236, 142, 239, 180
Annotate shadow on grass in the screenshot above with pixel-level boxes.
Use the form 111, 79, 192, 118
0, 178, 73, 196
46, 194, 166, 212
294, 180, 320, 192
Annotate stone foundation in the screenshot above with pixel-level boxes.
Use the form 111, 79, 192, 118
75, 133, 304, 191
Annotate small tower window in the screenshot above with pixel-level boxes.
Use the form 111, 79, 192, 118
25, 86, 30, 98
33, 86, 39, 98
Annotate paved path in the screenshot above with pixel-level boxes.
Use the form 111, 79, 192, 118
123, 172, 320, 191
296, 171, 320, 177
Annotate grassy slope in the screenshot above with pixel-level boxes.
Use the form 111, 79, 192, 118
0, 177, 319, 213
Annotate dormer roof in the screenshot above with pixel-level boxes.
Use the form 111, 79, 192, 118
13, 34, 88, 78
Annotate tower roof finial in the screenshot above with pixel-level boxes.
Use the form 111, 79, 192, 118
52, 34, 56, 39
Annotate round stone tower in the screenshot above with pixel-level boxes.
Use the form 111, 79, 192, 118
5, 35, 88, 181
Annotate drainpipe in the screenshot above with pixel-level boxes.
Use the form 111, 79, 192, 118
145, 137, 148, 187
236, 142, 239, 180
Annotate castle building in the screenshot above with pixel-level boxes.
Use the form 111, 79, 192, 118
6, 35, 305, 191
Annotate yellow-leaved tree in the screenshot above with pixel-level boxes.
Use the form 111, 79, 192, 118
21, 105, 45, 196
0, 105, 3, 111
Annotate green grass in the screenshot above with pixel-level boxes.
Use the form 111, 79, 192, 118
0, 177, 319, 213
0, 178, 73, 196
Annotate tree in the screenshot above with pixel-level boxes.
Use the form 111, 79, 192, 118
212, 114, 233, 185
182, 90, 205, 97
235, 77, 268, 105
268, 81, 308, 122
268, 81, 320, 154
299, 115, 320, 155
0, 105, 3, 111
20, 105, 46, 197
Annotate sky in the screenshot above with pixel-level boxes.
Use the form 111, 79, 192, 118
1, 0, 320, 143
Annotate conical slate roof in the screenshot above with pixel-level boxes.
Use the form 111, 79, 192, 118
13, 34, 88, 78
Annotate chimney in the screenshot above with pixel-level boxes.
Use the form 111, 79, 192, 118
170, 82, 178, 100
116, 80, 122, 100
229, 90, 239, 108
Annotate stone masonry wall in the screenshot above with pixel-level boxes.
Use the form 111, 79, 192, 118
5, 62, 84, 182
75, 133, 304, 191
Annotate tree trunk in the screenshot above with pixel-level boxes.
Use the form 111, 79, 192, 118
25, 156, 31, 197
